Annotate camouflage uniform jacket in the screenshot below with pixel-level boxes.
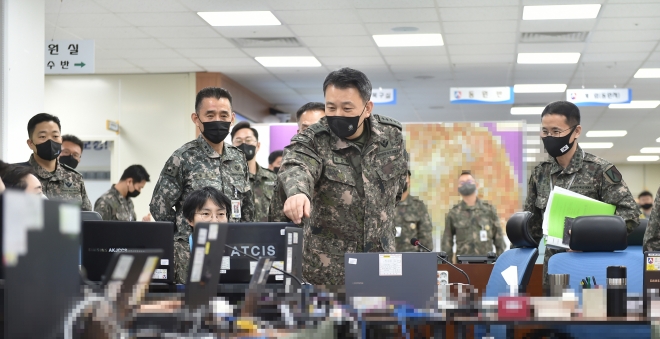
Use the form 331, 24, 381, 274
173, 237, 190, 284
524, 145, 639, 287
278, 114, 409, 286
27, 155, 92, 211
250, 165, 277, 222
642, 186, 660, 252
94, 185, 136, 221
149, 135, 254, 243
394, 195, 433, 252
442, 198, 506, 260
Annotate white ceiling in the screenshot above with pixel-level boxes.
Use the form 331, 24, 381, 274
45, 0, 660, 163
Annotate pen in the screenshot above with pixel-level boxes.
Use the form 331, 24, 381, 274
592, 276, 597, 288
586, 277, 591, 288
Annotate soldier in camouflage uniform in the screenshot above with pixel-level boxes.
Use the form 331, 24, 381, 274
19, 113, 91, 210
173, 186, 231, 284
278, 68, 409, 286
443, 171, 506, 262
395, 170, 433, 252
150, 87, 254, 261
643, 187, 660, 251
524, 101, 639, 290
230, 121, 277, 222
94, 165, 150, 221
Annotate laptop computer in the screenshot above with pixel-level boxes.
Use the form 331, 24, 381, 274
219, 223, 302, 287
82, 220, 175, 284
344, 252, 438, 309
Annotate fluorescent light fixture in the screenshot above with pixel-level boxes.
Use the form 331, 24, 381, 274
585, 130, 627, 138
609, 100, 660, 109
517, 53, 580, 64
634, 68, 660, 78
657, 137, 660, 143
525, 124, 541, 132
627, 155, 660, 162
525, 139, 541, 145
580, 142, 613, 149
523, 4, 601, 20
197, 11, 281, 26
641, 147, 660, 153
511, 107, 544, 115
255, 56, 321, 68
372, 34, 444, 47
514, 84, 567, 93
524, 157, 537, 162
525, 148, 540, 154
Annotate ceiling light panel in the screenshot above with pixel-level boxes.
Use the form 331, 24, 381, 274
522, 5, 601, 20
580, 142, 614, 149
254, 56, 321, 67
609, 101, 660, 109
198, 11, 281, 26
511, 107, 544, 115
634, 68, 660, 78
585, 130, 627, 137
627, 155, 660, 162
514, 84, 567, 93
640, 147, 660, 153
373, 34, 444, 47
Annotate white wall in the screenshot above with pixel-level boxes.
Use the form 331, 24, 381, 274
45, 73, 197, 218
614, 163, 660, 199
1, 0, 45, 162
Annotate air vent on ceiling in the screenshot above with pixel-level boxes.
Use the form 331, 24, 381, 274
520, 31, 589, 43
232, 37, 302, 48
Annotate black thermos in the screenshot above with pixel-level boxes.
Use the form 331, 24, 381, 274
607, 266, 627, 317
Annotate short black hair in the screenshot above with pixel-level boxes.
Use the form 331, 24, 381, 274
195, 87, 233, 113
268, 150, 283, 165
119, 165, 150, 183
407, 170, 411, 177
296, 102, 325, 121
541, 101, 580, 126
182, 186, 232, 223
459, 170, 475, 179
0, 160, 9, 176
323, 67, 372, 104
639, 191, 653, 199
230, 121, 258, 141
1, 165, 36, 190
62, 134, 84, 154
27, 113, 61, 138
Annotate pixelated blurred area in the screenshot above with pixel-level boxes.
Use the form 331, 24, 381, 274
403, 122, 524, 244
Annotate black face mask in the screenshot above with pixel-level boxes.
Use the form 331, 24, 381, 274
127, 182, 141, 198
236, 143, 257, 161
34, 139, 62, 161
272, 167, 280, 174
542, 126, 577, 158
326, 103, 368, 139
641, 203, 653, 210
59, 155, 79, 169
198, 117, 231, 144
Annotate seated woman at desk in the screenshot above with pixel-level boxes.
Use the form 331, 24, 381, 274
174, 186, 232, 284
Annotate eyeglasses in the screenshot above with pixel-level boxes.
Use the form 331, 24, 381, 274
195, 212, 227, 221
233, 137, 257, 145
541, 126, 575, 138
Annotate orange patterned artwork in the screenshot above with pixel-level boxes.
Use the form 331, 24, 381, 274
403, 122, 524, 250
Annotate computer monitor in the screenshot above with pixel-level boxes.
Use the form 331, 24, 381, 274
82, 221, 174, 284
219, 223, 302, 287
344, 252, 438, 309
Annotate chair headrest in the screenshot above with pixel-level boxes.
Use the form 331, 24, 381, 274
627, 218, 648, 246
569, 215, 627, 251
506, 211, 538, 248
81, 211, 103, 221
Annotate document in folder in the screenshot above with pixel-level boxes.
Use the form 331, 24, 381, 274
542, 187, 616, 250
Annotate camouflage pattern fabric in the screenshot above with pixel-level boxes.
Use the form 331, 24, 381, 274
94, 185, 137, 221
149, 135, 254, 243
642, 186, 660, 252
250, 165, 277, 222
442, 199, 506, 261
278, 114, 409, 286
27, 154, 92, 211
173, 238, 190, 284
524, 145, 639, 289
268, 179, 288, 222
394, 195, 433, 252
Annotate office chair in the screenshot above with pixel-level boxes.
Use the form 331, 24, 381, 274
81, 211, 102, 221
476, 211, 540, 339
625, 218, 648, 253
547, 215, 648, 339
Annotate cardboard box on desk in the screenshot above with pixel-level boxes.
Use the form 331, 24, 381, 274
498, 296, 531, 319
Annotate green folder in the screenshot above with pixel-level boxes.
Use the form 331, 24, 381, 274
544, 189, 616, 249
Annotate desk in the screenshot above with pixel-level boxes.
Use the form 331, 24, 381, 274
453, 316, 652, 339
